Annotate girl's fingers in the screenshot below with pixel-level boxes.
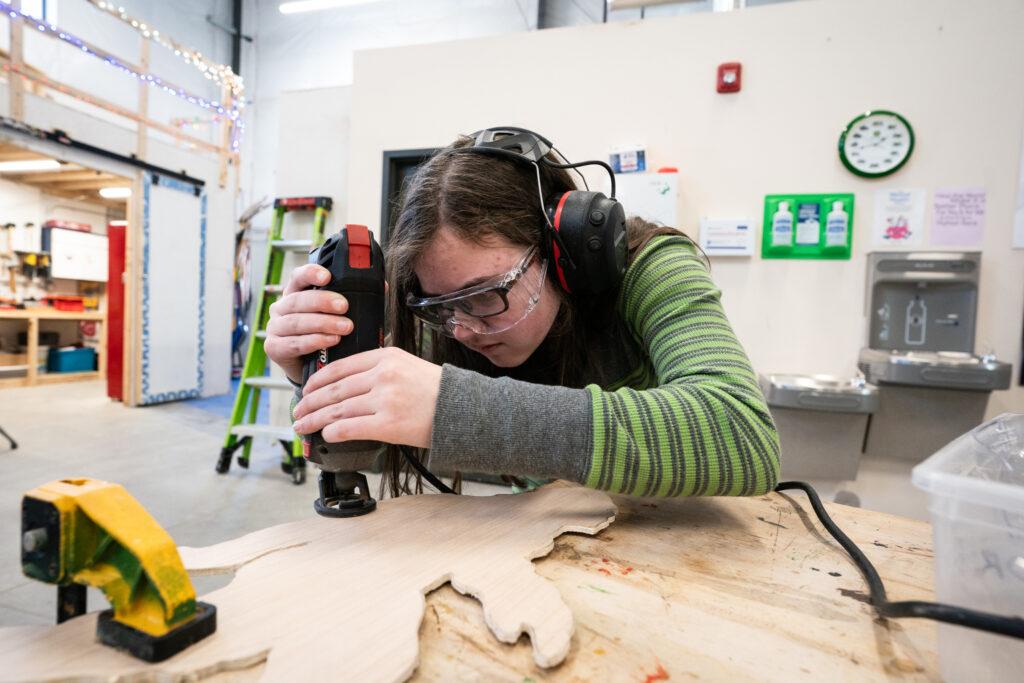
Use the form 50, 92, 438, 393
304, 348, 386, 395
270, 289, 348, 317
283, 264, 331, 295
322, 414, 381, 444
294, 370, 375, 419
266, 313, 352, 338
294, 393, 376, 436
264, 333, 341, 362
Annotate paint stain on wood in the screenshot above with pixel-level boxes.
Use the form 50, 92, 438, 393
828, 571, 842, 577
642, 661, 670, 682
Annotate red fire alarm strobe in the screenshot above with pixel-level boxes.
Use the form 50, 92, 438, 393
717, 62, 742, 93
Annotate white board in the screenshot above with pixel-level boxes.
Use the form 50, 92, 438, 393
49, 228, 108, 281
140, 175, 206, 404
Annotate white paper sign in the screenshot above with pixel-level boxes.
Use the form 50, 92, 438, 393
931, 187, 986, 247
613, 172, 678, 227
872, 188, 925, 247
699, 217, 754, 256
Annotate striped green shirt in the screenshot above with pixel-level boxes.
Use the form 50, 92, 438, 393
583, 235, 780, 496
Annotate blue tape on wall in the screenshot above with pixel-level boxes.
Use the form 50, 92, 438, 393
140, 173, 207, 405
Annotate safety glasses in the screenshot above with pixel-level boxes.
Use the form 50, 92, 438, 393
406, 246, 547, 336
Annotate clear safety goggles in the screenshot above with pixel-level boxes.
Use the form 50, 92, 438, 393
406, 246, 547, 337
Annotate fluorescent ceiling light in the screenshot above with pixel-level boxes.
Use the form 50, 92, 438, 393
99, 187, 132, 199
0, 159, 61, 173
279, 0, 385, 14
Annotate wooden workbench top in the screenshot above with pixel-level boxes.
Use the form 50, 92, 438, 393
2, 488, 939, 682
415, 491, 937, 681
0, 308, 105, 321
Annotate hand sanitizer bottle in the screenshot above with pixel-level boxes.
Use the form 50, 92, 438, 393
825, 200, 848, 247
771, 201, 793, 247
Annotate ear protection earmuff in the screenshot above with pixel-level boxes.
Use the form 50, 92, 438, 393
454, 126, 628, 296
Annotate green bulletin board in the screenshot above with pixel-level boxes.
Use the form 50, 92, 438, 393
761, 193, 854, 259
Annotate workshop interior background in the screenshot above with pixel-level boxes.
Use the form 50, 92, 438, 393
0, 0, 1022, 644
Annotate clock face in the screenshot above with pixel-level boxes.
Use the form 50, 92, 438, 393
839, 110, 914, 178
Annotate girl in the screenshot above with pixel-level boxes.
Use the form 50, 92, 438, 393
266, 127, 779, 498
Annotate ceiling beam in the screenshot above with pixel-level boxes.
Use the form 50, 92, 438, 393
42, 179, 129, 191
0, 151, 50, 162
5, 170, 115, 184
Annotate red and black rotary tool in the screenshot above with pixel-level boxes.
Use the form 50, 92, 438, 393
302, 224, 385, 517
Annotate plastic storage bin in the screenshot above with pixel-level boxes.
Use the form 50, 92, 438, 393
46, 347, 96, 373
912, 414, 1024, 683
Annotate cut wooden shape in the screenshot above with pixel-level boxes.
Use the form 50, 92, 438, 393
1, 484, 616, 682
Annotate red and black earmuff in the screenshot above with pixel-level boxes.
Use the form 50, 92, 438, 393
456, 126, 628, 296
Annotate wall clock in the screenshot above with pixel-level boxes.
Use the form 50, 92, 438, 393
839, 110, 914, 178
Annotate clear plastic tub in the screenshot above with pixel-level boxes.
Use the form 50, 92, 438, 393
911, 413, 1024, 683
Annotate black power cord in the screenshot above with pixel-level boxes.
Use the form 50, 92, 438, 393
776, 480, 1024, 640
400, 445, 456, 494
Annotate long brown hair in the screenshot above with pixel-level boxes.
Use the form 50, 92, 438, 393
381, 133, 692, 497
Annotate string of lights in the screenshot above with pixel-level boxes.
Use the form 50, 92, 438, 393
0, 1, 243, 152
1, 62, 230, 155
85, 0, 244, 99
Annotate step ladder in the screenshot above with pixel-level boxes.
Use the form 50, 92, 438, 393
216, 196, 332, 485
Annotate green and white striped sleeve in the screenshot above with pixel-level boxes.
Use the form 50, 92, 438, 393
584, 236, 781, 496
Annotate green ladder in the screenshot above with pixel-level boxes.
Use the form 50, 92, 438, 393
215, 196, 332, 485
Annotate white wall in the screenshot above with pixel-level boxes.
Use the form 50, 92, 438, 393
240, 0, 539, 223
344, 0, 1024, 416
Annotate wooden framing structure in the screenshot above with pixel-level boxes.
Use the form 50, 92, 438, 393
0, 0, 240, 188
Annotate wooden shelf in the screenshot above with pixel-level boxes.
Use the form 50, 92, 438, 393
35, 370, 101, 385
0, 309, 105, 321
0, 308, 106, 387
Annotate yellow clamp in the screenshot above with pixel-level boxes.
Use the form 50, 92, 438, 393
22, 478, 198, 636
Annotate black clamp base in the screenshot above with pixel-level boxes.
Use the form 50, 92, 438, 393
314, 470, 376, 518
97, 601, 217, 663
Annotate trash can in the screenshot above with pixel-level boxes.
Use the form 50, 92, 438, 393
859, 349, 1012, 461
912, 413, 1024, 683
760, 374, 879, 481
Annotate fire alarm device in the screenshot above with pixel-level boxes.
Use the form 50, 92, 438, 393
717, 62, 742, 93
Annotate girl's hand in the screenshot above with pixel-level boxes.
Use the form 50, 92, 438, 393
263, 264, 353, 383
291, 347, 442, 449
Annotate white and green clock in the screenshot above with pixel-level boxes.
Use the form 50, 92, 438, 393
838, 110, 914, 178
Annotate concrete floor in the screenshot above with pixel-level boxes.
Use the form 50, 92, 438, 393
0, 379, 937, 630
0, 380, 505, 628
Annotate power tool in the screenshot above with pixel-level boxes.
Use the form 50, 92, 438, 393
20, 478, 216, 662
302, 224, 385, 517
